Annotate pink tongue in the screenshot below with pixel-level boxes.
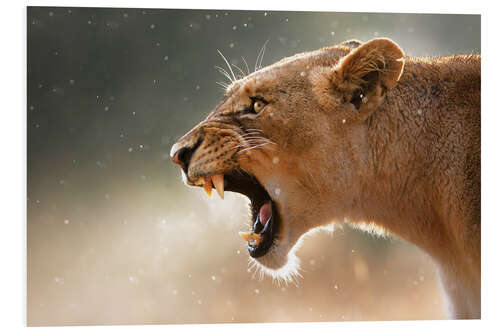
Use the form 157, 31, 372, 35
259, 202, 272, 226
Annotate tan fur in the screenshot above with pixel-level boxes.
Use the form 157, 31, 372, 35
171, 38, 481, 319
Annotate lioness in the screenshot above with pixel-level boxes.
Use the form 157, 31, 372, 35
170, 38, 480, 319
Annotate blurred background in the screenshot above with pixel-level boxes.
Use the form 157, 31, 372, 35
27, 7, 480, 326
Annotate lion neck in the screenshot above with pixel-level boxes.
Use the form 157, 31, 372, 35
336, 56, 480, 318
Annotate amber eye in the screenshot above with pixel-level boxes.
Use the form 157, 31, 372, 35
247, 97, 267, 114
253, 100, 265, 113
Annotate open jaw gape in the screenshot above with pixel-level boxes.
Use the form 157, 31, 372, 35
170, 38, 481, 319
181, 170, 280, 259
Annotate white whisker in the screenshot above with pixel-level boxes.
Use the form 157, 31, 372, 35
215, 81, 229, 89
217, 49, 236, 82
241, 56, 250, 75
255, 38, 270, 71
231, 63, 246, 79
215, 66, 233, 83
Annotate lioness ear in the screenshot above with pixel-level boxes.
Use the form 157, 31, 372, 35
333, 38, 405, 121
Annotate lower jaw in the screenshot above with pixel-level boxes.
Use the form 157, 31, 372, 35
247, 201, 280, 258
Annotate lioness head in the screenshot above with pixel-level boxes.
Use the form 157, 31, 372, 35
171, 38, 405, 281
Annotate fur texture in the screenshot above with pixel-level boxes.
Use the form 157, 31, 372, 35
171, 38, 481, 319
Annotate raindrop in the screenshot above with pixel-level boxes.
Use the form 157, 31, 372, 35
205, 14, 211, 20
150, 24, 155, 29
163, 55, 169, 61
330, 31, 335, 36
49, 11, 54, 17
229, 43, 234, 48
123, 13, 128, 19
172, 289, 178, 295
232, 25, 237, 30
105, 194, 110, 200
64, 219, 69, 225
197, 299, 203, 305
69, 79, 75, 85
87, 20, 92, 25
211, 275, 216, 281
254, 289, 260, 294
195, 85, 200, 90
264, 12, 268, 16
29, 105, 35, 111
128, 147, 133, 152
104, 106, 109, 111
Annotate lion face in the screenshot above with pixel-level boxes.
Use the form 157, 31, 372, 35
171, 38, 404, 280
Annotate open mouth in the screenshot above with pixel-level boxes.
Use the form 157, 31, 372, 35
192, 171, 279, 258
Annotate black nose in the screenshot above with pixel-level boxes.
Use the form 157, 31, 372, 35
171, 138, 202, 173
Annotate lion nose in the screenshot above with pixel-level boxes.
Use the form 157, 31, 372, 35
170, 139, 201, 173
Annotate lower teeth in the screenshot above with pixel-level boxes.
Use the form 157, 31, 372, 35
238, 231, 262, 246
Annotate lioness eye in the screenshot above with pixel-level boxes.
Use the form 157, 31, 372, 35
247, 97, 267, 114
253, 100, 264, 112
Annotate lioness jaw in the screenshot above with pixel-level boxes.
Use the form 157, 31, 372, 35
171, 38, 481, 319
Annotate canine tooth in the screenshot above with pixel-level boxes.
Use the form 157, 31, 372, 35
203, 177, 212, 197
238, 232, 262, 246
194, 177, 205, 186
212, 174, 224, 199
239, 231, 251, 242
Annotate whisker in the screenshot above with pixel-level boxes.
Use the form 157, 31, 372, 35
259, 39, 270, 70
241, 56, 250, 75
216, 82, 229, 90
255, 38, 270, 71
245, 128, 263, 133
217, 49, 236, 82
215, 66, 233, 82
236, 143, 274, 155
231, 63, 246, 79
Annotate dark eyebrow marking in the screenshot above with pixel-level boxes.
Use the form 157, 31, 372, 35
278, 89, 288, 94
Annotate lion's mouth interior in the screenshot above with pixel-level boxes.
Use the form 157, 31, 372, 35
194, 171, 279, 258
